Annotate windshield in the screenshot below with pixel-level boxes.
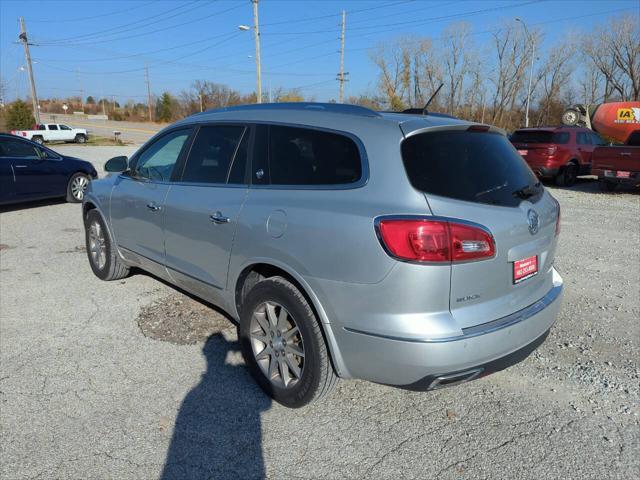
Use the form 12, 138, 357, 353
401, 130, 542, 207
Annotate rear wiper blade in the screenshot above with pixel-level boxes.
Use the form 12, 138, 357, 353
475, 181, 508, 198
512, 182, 541, 199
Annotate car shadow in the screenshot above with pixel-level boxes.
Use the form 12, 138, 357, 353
161, 334, 270, 479
0, 198, 67, 213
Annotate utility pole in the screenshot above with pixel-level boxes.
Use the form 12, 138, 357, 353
337, 10, 347, 103
76, 68, 84, 113
18, 17, 40, 124
144, 65, 153, 121
199, 92, 204, 112
252, 0, 262, 103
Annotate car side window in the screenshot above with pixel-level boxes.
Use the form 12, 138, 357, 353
49, 125, 59, 131
576, 132, 590, 145
267, 125, 362, 185
553, 132, 570, 144
180, 125, 246, 184
134, 129, 191, 182
590, 133, 606, 146
60, 125, 71, 131
0, 138, 40, 158
228, 128, 249, 184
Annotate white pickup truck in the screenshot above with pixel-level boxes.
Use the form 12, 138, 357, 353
10, 123, 88, 144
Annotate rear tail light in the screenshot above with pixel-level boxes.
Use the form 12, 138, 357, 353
376, 217, 495, 263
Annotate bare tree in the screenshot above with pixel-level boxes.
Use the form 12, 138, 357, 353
535, 40, 576, 125
370, 40, 410, 110
582, 15, 640, 101
440, 22, 472, 115
487, 21, 536, 128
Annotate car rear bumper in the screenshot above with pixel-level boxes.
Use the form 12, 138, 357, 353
596, 169, 640, 185
328, 268, 563, 386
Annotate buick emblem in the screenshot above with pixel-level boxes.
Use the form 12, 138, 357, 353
527, 209, 539, 235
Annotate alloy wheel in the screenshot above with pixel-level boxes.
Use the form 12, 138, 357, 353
250, 301, 305, 389
71, 175, 89, 201
88, 221, 106, 270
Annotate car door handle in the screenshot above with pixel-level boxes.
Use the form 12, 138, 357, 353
620, 152, 631, 156
209, 212, 230, 224
14, 165, 27, 168
146, 202, 161, 212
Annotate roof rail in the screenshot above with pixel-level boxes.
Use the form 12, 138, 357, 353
202, 102, 382, 118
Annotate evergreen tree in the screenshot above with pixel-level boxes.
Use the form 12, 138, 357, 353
6, 100, 36, 130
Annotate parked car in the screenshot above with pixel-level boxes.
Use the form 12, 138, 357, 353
510, 126, 606, 186
592, 130, 640, 191
10, 123, 89, 144
82, 103, 563, 407
0, 133, 97, 205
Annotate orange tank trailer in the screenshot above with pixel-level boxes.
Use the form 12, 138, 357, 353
591, 102, 640, 143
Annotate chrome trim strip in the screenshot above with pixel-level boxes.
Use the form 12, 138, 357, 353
344, 283, 562, 344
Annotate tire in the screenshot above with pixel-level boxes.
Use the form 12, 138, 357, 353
32, 136, 44, 145
66, 172, 90, 203
75, 134, 87, 144
561, 108, 581, 126
599, 179, 617, 192
84, 210, 130, 281
239, 276, 338, 408
555, 163, 578, 187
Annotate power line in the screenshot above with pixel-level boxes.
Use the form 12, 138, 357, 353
27, 1, 156, 23
35, 1, 204, 45
36, 2, 243, 47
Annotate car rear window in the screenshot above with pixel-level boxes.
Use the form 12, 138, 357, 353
401, 130, 541, 207
511, 130, 569, 144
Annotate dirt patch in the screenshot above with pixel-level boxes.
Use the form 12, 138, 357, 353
137, 293, 234, 345
62, 228, 81, 233
0, 244, 13, 251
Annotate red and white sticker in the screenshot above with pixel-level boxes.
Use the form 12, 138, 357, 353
513, 255, 538, 284
616, 171, 631, 178
517, 149, 528, 156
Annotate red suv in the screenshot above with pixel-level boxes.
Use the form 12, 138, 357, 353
510, 127, 606, 186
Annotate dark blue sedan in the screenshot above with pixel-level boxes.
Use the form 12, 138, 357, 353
0, 133, 97, 205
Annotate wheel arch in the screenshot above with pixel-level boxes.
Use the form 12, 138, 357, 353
233, 260, 351, 378
82, 199, 121, 258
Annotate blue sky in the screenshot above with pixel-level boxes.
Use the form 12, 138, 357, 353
1, 0, 638, 103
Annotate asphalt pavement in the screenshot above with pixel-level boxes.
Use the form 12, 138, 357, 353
0, 147, 638, 479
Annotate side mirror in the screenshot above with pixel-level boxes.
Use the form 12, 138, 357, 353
105, 156, 128, 172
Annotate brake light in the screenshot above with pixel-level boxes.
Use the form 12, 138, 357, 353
377, 218, 495, 263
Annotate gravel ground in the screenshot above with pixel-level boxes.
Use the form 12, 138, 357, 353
0, 147, 638, 479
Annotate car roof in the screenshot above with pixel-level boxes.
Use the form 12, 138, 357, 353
173, 102, 476, 135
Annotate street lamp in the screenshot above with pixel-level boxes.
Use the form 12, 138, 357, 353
238, 0, 262, 103
516, 17, 535, 128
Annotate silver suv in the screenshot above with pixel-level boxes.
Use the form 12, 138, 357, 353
83, 103, 563, 407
